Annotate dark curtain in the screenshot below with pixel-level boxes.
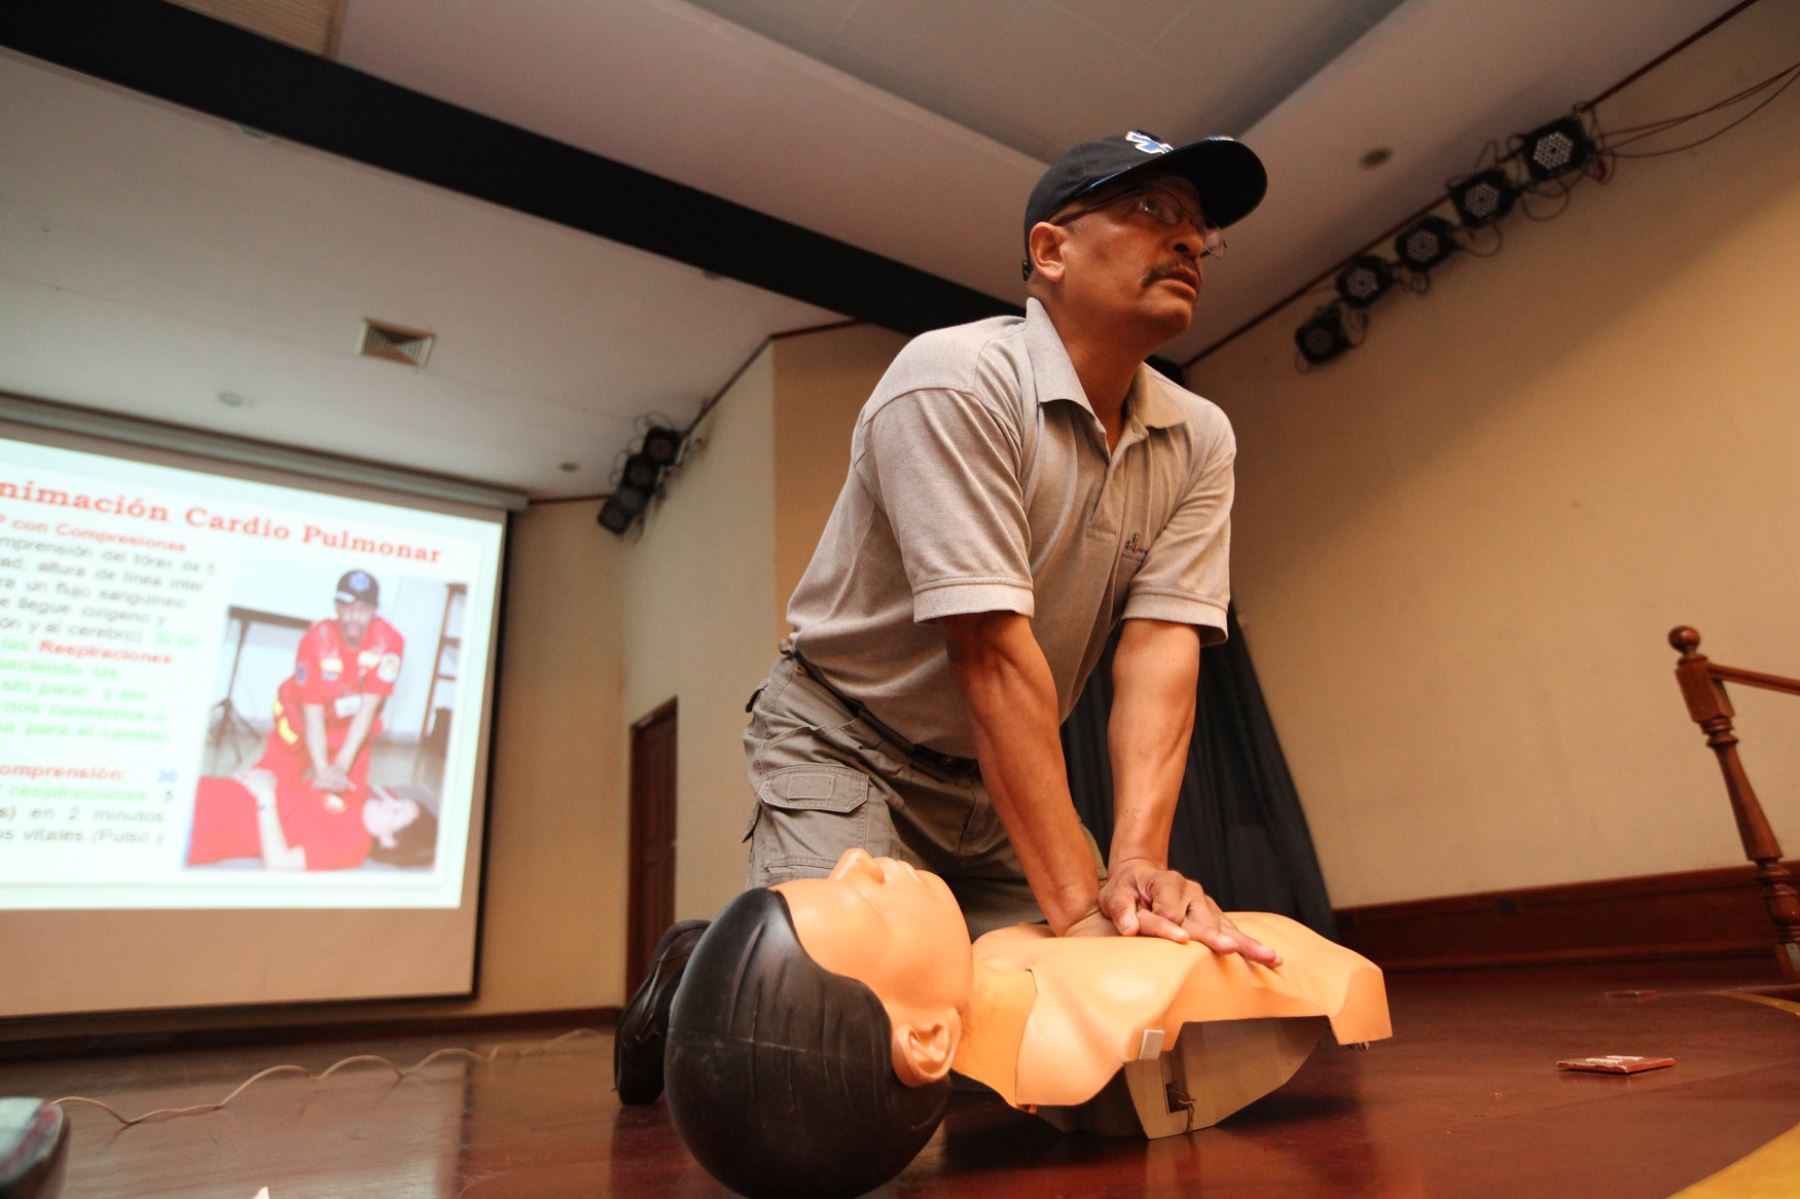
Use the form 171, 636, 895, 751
1061, 605, 1336, 936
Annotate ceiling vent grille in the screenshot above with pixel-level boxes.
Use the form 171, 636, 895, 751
359, 320, 434, 368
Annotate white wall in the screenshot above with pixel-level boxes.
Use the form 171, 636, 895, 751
1190, 0, 1800, 907
622, 347, 780, 923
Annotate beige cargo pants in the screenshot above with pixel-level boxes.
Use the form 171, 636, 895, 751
742, 653, 1105, 939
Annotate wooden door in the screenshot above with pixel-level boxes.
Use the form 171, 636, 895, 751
626, 699, 678, 995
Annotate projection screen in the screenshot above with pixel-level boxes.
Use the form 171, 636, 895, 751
0, 416, 507, 1017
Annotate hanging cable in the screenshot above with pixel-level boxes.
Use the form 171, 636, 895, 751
1608, 64, 1800, 158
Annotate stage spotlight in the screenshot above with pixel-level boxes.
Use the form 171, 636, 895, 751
1335, 256, 1394, 308
1394, 216, 1459, 273
621, 452, 659, 491
642, 425, 683, 467
1295, 304, 1353, 366
1450, 169, 1517, 228
1519, 116, 1592, 182
597, 499, 637, 535
611, 481, 653, 518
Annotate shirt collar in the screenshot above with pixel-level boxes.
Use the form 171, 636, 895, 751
1131, 371, 1189, 429
1023, 298, 1090, 414
1023, 298, 1187, 431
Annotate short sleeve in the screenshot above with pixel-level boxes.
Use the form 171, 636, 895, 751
860, 389, 1035, 623
361, 623, 405, 697
1122, 426, 1235, 643
293, 624, 332, 704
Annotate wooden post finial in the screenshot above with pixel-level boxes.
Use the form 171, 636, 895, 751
1669, 626, 1702, 655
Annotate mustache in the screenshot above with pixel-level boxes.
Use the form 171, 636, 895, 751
1143, 259, 1200, 288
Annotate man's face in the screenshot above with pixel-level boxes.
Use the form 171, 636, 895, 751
335, 599, 376, 646
1042, 173, 1209, 342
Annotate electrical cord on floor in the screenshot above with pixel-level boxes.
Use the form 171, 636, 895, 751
47, 1027, 604, 1127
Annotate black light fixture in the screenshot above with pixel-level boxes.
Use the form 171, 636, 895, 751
642, 425, 683, 467
1519, 116, 1592, 182
1295, 304, 1354, 366
621, 452, 659, 491
1335, 256, 1394, 308
611, 481, 653, 517
596, 476, 656, 538
1394, 216, 1459, 273
1449, 168, 1517, 228
596, 420, 686, 538
597, 499, 637, 535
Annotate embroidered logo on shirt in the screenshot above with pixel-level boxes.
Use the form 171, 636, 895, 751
320, 656, 343, 680
1122, 533, 1150, 562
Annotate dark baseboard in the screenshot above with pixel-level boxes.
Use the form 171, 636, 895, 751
1334, 861, 1796, 972
0, 1006, 621, 1063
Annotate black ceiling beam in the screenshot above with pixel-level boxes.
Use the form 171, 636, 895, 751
0, 0, 1019, 337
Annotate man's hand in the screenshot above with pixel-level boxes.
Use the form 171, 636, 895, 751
1094, 858, 1281, 964
313, 764, 354, 792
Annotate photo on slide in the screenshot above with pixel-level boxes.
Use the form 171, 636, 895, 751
186, 559, 469, 874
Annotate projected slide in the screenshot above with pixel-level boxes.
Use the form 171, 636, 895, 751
0, 434, 502, 912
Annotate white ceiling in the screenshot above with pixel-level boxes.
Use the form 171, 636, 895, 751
0, 0, 1742, 498
678, 0, 1408, 162
0, 51, 835, 498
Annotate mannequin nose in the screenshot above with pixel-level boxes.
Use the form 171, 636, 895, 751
831, 847, 886, 885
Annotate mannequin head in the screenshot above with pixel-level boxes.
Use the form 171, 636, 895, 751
774, 848, 973, 1085
664, 879, 956, 1199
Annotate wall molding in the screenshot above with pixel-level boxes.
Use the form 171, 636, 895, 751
0, 1005, 620, 1062
1335, 863, 1795, 972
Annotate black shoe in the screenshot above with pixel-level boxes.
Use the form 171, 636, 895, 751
614, 918, 710, 1104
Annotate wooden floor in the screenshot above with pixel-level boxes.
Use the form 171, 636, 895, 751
8, 959, 1800, 1198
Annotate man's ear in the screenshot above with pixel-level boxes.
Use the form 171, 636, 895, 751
1026, 221, 1069, 284
891, 1013, 960, 1086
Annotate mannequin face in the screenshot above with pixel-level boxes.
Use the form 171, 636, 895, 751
775, 849, 972, 1085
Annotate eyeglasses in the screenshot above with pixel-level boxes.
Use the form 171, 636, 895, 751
1052, 184, 1227, 259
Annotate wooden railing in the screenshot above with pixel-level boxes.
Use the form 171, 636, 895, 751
1669, 626, 1800, 980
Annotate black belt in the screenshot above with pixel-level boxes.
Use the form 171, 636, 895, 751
785, 649, 983, 781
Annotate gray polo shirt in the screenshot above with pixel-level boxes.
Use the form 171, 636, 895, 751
786, 298, 1234, 759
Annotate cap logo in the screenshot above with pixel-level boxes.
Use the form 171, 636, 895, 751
1126, 131, 1172, 155
348, 570, 371, 590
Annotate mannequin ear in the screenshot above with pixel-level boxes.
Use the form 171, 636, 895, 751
891, 1013, 959, 1086
1026, 222, 1069, 283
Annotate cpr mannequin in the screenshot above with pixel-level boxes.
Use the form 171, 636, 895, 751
665, 849, 1389, 1199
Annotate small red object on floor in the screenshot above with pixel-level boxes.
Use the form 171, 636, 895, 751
1557, 1055, 1676, 1075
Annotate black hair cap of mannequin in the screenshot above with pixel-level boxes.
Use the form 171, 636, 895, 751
665, 887, 951, 1199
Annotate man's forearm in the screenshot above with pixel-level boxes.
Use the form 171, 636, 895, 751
302, 705, 332, 775
1106, 619, 1200, 868
333, 696, 382, 771
944, 612, 1098, 932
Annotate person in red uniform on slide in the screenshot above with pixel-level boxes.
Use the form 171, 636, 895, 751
185, 774, 436, 871
251, 568, 405, 794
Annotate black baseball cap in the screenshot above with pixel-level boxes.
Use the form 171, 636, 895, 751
335, 569, 379, 606
1022, 130, 1267, 269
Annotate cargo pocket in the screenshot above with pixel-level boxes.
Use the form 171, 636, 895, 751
746, 764, 873, 882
